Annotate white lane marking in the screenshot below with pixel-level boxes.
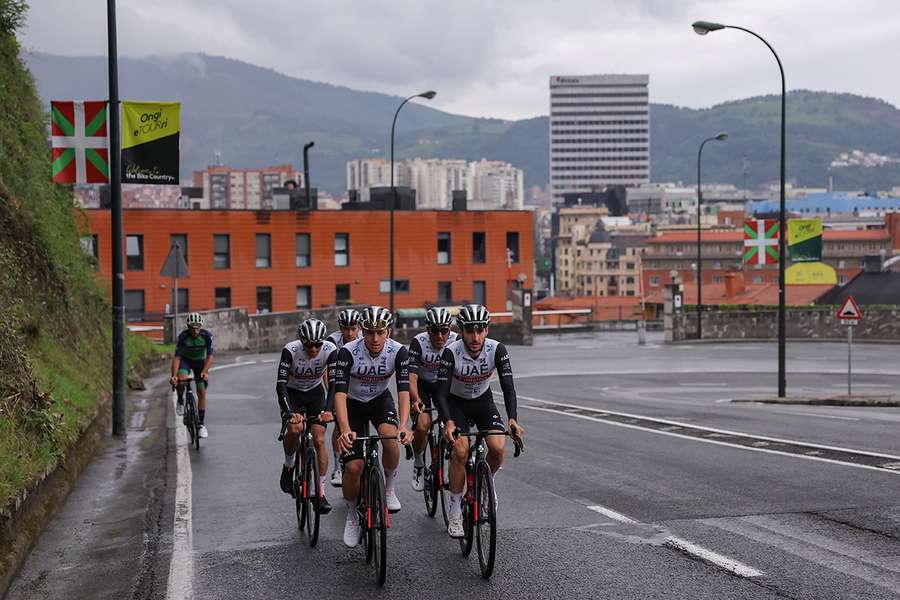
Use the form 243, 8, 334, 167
167, 391, 193, 600
679, 383, 731, 387
515, 368, 900, 379
771, 410, 860, 422
517, 394, 900, 462
715, 398, 733, 404
518, 404, 900, 477
586, 505, 763, 578
209, 361, 257, 372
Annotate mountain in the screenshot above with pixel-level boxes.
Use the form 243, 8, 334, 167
23, 52, 900, 193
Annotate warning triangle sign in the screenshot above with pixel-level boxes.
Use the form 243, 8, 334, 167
160, 243, 190, 278
837, 295, 861, 320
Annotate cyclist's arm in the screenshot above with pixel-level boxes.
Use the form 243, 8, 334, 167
275, 346, 293, 415
494, 343, 518, 421
407, 338, 422, 405
434, 348, 455, 423
395, 346, 411, 431
332, 348, 353, 435
324, 348, 339, 412
201, 332, 214, 376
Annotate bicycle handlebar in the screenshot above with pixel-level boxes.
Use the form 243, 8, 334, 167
452, 428, 524, 457
276, 412, 326, 441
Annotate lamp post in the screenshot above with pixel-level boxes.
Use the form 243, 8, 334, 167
693, 20, 788, 398
389, 90, 436, 316
696, 132, 728, 340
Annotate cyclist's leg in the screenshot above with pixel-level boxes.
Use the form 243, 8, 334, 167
341, 398, 368, 504
411, 380, 432, 462
190, 361, 208, 424
447, 397, 472, 495
474, 393, 507, 474
305, 385, 330, 491
282, 388, 306, 462
370, 391, 400, 486
175, 359, 192, 401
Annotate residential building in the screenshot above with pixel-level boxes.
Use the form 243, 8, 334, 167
467, 159, 525, 210
407, 158, 470, 209
82, 209, 533, 320
346, 158, 411, 202
193, 165, 303, 210
549, 74, 650, 202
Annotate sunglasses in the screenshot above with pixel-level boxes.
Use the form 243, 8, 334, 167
463, 324, 487, 334
429, 326, 450, 335
303, 341, 323, 349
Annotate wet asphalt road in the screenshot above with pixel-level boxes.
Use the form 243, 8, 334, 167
7, 332, 900, 599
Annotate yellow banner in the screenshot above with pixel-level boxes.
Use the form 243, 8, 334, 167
121, 101, 180, 149
788, 218, 822, 245
785, 262, 837, 285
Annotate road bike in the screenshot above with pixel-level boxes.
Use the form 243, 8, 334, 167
174, 375, 200, 451
412, 407, 444, 519
278, 413, 328, 547
452, 428, 523, 579
352, 434, 398, 587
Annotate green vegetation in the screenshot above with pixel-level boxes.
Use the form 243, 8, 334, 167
0, 1, 170, 508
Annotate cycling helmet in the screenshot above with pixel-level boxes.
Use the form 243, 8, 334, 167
338, 308, 361, 328
456, 304, 491, 327
186, 313, 203, 327
360, 306, 393, 330
297, 318, 328, 343
425, 307, 453, 328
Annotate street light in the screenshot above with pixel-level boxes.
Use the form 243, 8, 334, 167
389, 90, 437, 316
692, 20, 788, 397
696, 132, 727, 340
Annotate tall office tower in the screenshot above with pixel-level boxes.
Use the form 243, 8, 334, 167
548, 74, 650, 203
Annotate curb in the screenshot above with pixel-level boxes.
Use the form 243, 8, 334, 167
732, 396, 900, 407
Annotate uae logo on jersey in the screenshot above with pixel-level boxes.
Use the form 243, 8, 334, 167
51, 101, 109, 184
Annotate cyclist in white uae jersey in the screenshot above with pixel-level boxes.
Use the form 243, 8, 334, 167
327, 308, 363, 487
333, 306, 412, 547
407, 307, 457, 491
276, 319, 337, 513
435, 304, 524, 538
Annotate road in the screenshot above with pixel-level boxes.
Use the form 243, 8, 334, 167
7, 332, 900, 599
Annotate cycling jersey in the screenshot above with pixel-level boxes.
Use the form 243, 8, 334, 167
435, 338, 517, 422
175, 329, 213, 362
332, 337, 409, 402
328, 329, 362, 350
276, 340, 338, 415
408, 331, 458, 384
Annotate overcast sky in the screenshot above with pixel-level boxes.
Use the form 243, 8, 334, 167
20, 0, 900, 120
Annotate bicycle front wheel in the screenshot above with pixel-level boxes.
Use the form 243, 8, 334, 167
305, 447, 320, 547
475, 461, 497, 578
368, 468, 388, 586
424, 433, 438, 517
294, 449, 305, 531
459, 492, 474, 557
438, 437, 450, 527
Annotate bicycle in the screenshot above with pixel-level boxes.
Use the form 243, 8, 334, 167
173, 375, 200, 451
277, 413, 327, 547
452, 428, 523, 579
411, 406, 444, 519
351, 434, 398, 587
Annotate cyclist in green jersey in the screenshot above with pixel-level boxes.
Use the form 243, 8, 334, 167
170, 313, 214, 438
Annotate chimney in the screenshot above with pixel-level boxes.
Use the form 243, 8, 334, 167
724, 271, 745, 298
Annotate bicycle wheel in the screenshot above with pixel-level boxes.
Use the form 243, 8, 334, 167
423, 433, 438, 517
475, 461, 497, 578
305, 446, 320, 547
367, 468, 388, 586
362, 472, 374, 564
438, 437, 450, 527
189, 392, 200, 451
459, 488, 474, 557
184, 391, 197, 447
294, 449, 305, 531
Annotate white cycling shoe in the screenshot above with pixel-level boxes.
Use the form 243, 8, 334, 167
343, 511, 361, 548
447, 512, 464, 538
331, 467, 343, 488
198, 425, 209, 439
386, 488, 401, 513
410, 467, 425, 492
175, 400, 184, 417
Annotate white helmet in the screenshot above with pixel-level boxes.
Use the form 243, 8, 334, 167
186, 313, 203, 327
456, 304, 491, 327
425, 307, 453, 328
338, 308, 361, 328
360, 306, 393, 330
298, 318, 328, 343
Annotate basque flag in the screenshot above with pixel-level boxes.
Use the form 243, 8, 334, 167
51, 100, 109, 184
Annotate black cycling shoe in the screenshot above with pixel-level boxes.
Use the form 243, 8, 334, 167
280, 466, 295, 496
316, 495, 332, 515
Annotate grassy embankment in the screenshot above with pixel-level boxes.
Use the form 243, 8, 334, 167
0, 0, 167, 509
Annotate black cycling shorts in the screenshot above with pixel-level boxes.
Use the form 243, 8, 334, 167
416, 378, 440, 409
342, 390, 400, 463
447, 390, 505, 433
286, 385, 327, 420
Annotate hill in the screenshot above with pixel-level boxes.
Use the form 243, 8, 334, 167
24, 52, 900, 193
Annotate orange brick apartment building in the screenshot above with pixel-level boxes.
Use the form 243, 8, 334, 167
82, 209, 533, 320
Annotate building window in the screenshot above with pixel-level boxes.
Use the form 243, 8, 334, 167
334, 233, 349, 267
214, 287, 231, 309
649, 276, 660, 286
437, 232, 451, 264
473, 281, 486, 306
256, 234, 271, 268
256, 286, 273, 313
80, 235, 98, 259
438, 281, 452, 304
126, 235, 143, 270
174, 288, 189, 313
380, 279, 410, 293
170, 233, 188, 265
335, 284, 351, 304
296, 285, 311, 309
296, 233, 311, 267
213, 234, 230, 269
712, 276, 724, 283
506, 232, 520, 264
124, 290, 144, 321
473, 232, 486, 264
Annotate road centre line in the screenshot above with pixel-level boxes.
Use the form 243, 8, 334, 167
514, 368, 900, 379
209, 361, 257, 371
585, 505, 763, 578
166, 391, 193, 600
771, 410, 860, 422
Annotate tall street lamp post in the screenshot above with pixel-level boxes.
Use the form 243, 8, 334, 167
693, 20, 787, 398
389, 90, 436, 316
696, 132, 728, 340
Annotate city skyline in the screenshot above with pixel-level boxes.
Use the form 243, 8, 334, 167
20, 0, 900, 121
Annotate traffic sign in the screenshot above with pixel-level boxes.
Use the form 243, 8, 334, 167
837, 295, 861, 325
160, 243, 189, 278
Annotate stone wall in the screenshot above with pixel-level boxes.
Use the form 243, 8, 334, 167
667, 308, 900, 343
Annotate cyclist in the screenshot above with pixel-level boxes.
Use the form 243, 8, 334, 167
407, 307, 457, 491
170, 312, 214, 438
435, 304, 524, 538
276, 318, 337, 514
327, 309, 363, 487
333, 306, 412, 547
